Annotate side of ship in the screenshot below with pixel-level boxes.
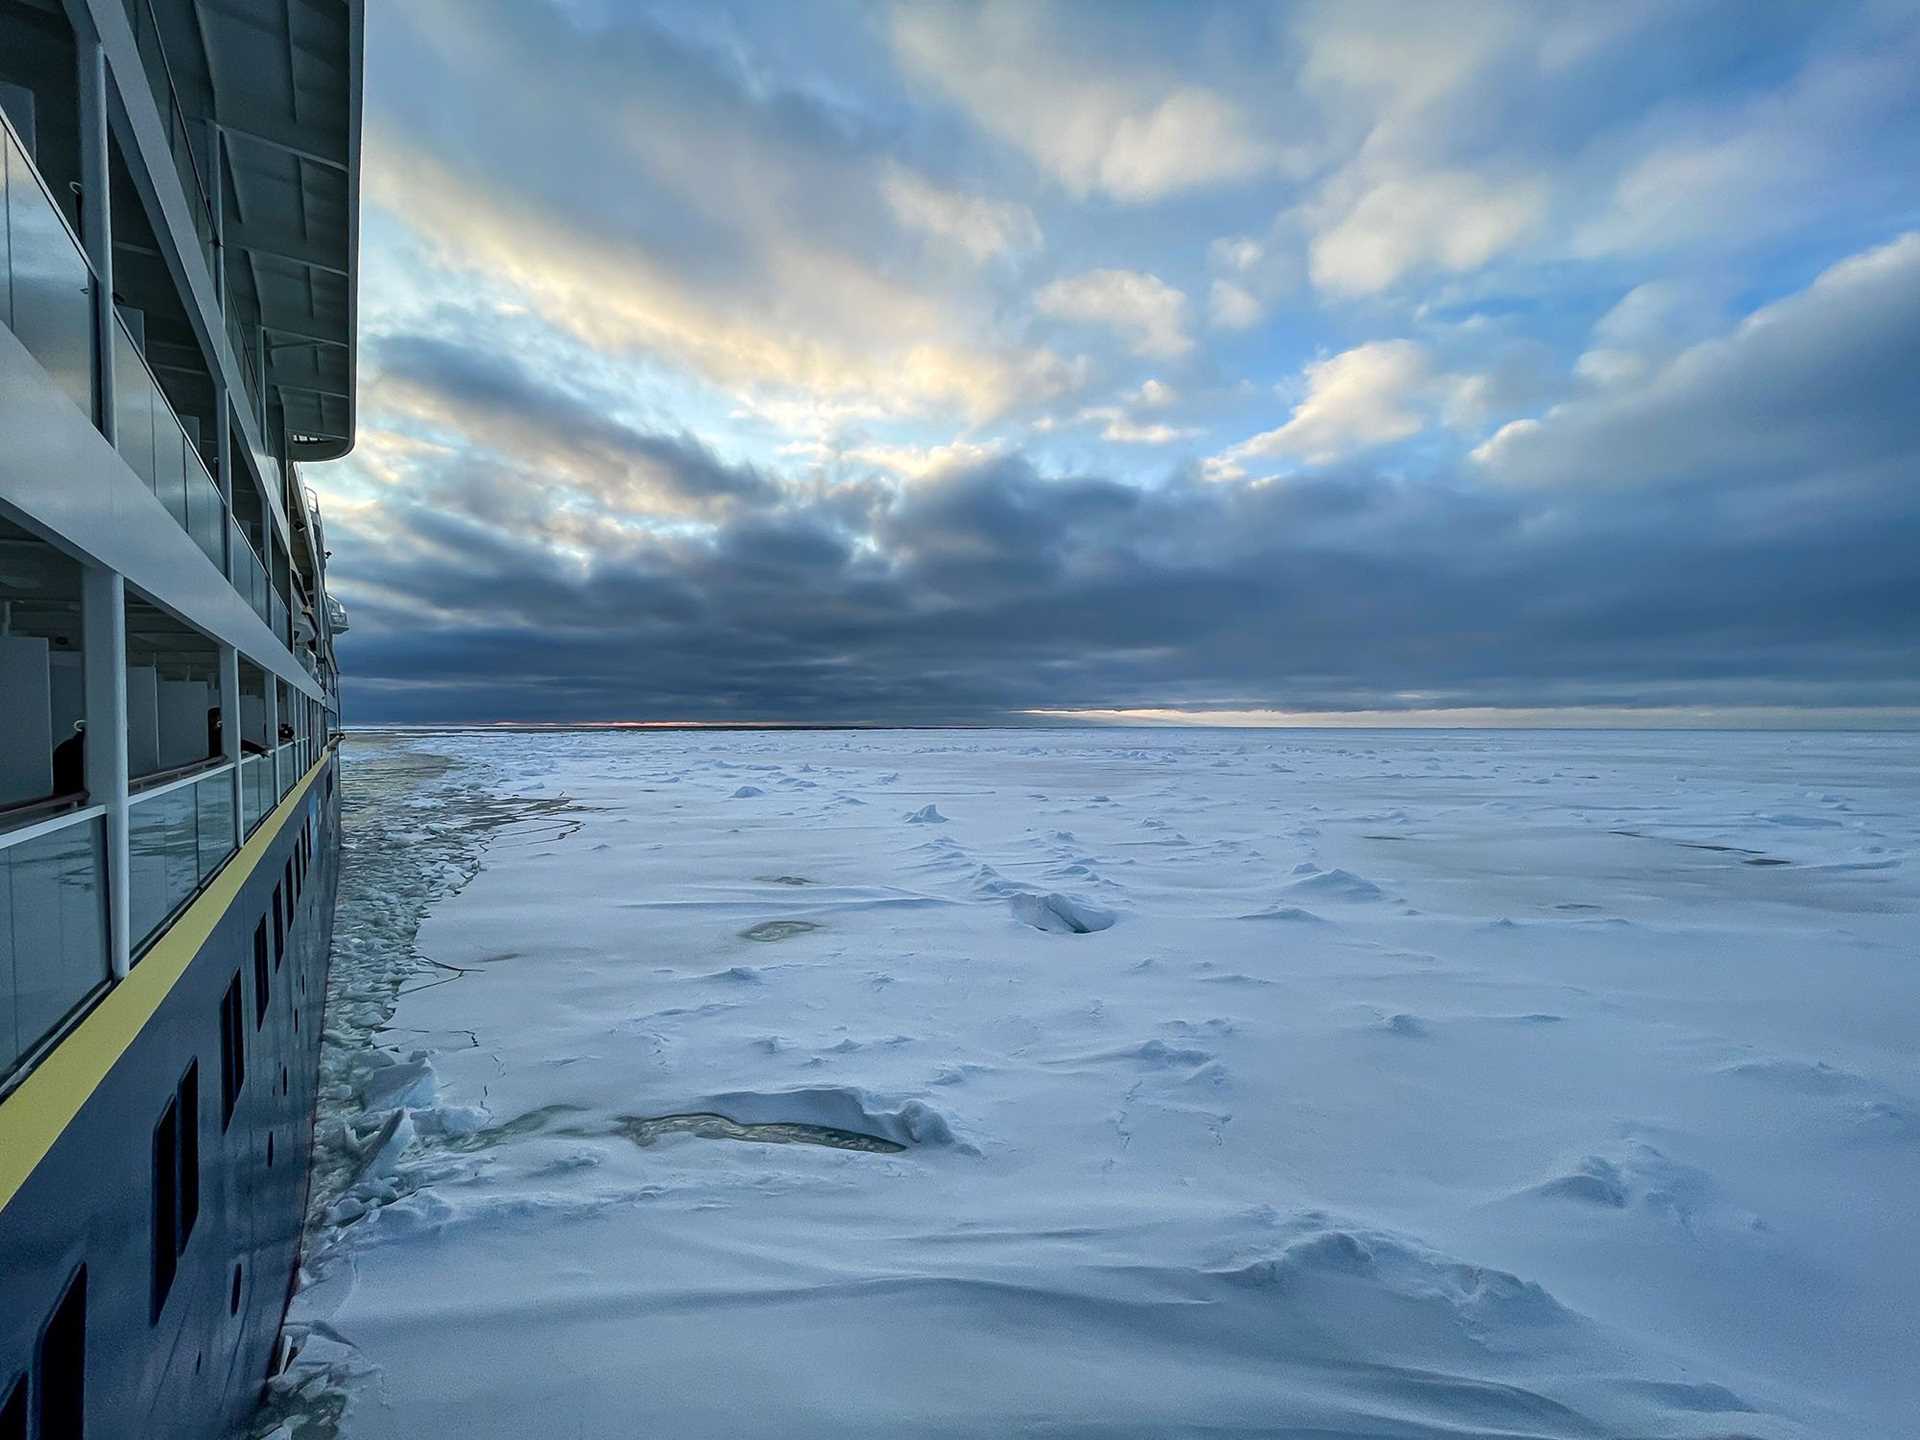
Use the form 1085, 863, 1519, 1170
0, 3, 361, 1436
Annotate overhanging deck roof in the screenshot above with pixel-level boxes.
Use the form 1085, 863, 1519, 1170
144, 0, 363, 461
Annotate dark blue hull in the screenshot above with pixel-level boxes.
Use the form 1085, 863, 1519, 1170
1, 748, 340, 1439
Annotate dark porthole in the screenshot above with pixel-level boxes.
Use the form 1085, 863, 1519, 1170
266, 1133, 274, 1168
229, 1264, 242, 1317
36, 1266, 86, 1439
178, 1064, 199, 1246
220, 972, 245, 1127
253, 920, 270, 1028
151, 1099, 179, 1321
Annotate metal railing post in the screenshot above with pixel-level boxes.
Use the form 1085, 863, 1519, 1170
76, 30, 115, 442
220, 643, 242, 846
81, 569, 130, 978
264, 672, 279, 804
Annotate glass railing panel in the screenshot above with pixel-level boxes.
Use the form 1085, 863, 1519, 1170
243, 754, 269, 835
251, 551, 270, 625
0, 133, 9, 327
152, 402, 189, 532
1, 814, 110, 1079
186, 448, 224, 569
224, 303, 262, 423
229, 519, 246, 600
230, 523, 269, 625
2, 127, 95, 420
128, 782, 199, 952
194, 769, 234, 880
113, 320, 158, 490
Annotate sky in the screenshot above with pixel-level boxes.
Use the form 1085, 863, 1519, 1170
319, 0, 1920, 727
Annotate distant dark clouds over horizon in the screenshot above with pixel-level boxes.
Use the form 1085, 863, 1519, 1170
319, 0, 1920, 725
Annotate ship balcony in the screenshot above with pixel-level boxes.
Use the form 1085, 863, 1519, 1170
0, 106, 315, 656
0, 527, 333, 1093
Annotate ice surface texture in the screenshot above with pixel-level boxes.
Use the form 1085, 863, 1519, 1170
267, 728, 1920, 1440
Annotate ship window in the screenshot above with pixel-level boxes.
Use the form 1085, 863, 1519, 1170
285, 858, 295, 918
150, 1063, 200, 1322
150, 1098, 178, 1320
229, 1264, 242, 1317
178, 1062, 200, 1246
220, 971, 246, 1126
253, 919, 270, 1027
1, 1374, 23, 1440
35, 1266, 85, 1439
272, 886, 284, 971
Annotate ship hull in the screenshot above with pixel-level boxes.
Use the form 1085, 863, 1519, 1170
1, 747, 340, 1439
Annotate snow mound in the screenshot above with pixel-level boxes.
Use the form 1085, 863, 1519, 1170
1237, 904, 1325, 923
1220, 1219, 1576, 1335
1720, 1056, 1869, 1094
1082, 1039, 1214, 1068
1284, 864, 1385, 902
905, 803, 947, 823
1009, 891, 1117, 934
730, 784, 765, 798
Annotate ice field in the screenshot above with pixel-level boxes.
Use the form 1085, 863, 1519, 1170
260, 728, 1920, 1438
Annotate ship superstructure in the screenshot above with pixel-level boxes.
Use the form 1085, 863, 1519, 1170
0, 2, 360, 1434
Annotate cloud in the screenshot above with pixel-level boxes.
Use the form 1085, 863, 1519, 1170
1210, 340, 1432, 473
826, 438, 1008, 481
1438, 338, 1562, 430
1572, 32, 1920, 260
1210, 236, 1266, 273
1476, 231, 1920, 489
1307, 171, 1548, 295
1072, 408, 1202, 446
1574, 280, 1729, 389
374, 331, 779, 516
361, 1, 1084, 432
1208, 280, 1265, 330
889, 1, 1276, 202
882, 167, 1042, 264
1034, 269, 1193, 359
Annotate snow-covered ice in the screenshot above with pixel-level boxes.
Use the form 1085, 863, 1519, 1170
264, 728, 1920, 1438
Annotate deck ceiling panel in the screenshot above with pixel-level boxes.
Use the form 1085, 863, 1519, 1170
149, 0, 360, 459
